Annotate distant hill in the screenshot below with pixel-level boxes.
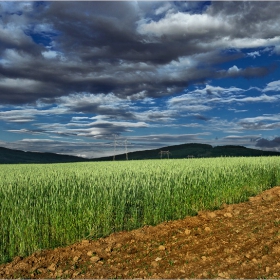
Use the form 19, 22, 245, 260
0, 147, 89, 164
1, 143, 279, 164
93, 143, 280, 161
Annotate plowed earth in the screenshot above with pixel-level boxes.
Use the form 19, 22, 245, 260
1, 186, 280, 279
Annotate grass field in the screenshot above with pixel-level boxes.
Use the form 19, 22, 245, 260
1, 156, 280, 264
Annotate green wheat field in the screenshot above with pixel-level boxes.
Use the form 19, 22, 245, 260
1, 157, 280, 264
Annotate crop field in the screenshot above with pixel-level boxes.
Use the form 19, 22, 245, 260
1, 156, 280, 264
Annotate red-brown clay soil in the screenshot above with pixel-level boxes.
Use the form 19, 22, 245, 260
1, 186, 280, 279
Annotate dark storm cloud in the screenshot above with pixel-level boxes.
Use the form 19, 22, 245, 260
218, 65, 277, 80
67, 102, 136, 120
239, 121, 280, 131
18, 114, 149, 140
0, 3, 43, 55
0, 1, 279, 105
207, 1, 280, 39
56, 93, 137, 121
192, 114, 210, 121
255, 137, 280, 149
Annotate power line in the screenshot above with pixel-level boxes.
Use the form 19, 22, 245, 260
112, 135, 130, 161
159, 150, 171, 159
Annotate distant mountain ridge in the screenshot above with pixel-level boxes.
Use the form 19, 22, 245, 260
0, 146, 89, 164
0, 143, 279, 164
93, 143, 280, 161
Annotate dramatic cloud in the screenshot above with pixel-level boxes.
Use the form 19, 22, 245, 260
255, 137, 280, 151
167, 84, 280, 114
238, 114, 280, 132
0, 1, 279, 105
223, 134, 262, 147
1, 1, 280, 157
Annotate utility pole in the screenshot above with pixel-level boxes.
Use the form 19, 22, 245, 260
159, 150, 171, 159
112, 135, 130, 161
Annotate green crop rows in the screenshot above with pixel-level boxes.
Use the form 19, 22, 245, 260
1, 157, 280, 264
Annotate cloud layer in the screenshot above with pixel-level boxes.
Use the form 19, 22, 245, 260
0, 1, 279, 105
1, 1, 280, 157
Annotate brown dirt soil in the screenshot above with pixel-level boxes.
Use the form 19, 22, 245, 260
1, 186, 280, 279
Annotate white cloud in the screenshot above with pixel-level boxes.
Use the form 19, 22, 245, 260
0, 107, 67, 123
235, 94, 280, 103
224, 135, 261, 141
240, 114, 280, 123
138, 12, 230, 37
193, 85, 244, 96
238, 113, 280, 131
1, 49, 30, 65
138, 4, 280, 54
71, 116, 90, 122
0, 2, 33, 14
154, 3, 172, 16
167, 84, 245, 112
33, 23, 54, 34
42, 50, 61, 60
59, 92, 127, 108
247, 51, 261, 58
263, 80, 280, 92
229, 37, 280, 50
273, 45, 280, 55
20, 138, 56, 143
135, 109, 176, 122
172, 104, 212, 112
221, 134, 262, 147
0, 77, 42, 90
228, 65, 241, 74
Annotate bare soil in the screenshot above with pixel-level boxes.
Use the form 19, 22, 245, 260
1, 186, 280, 279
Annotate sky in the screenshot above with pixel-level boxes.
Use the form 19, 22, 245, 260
1, 1, 280, 158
